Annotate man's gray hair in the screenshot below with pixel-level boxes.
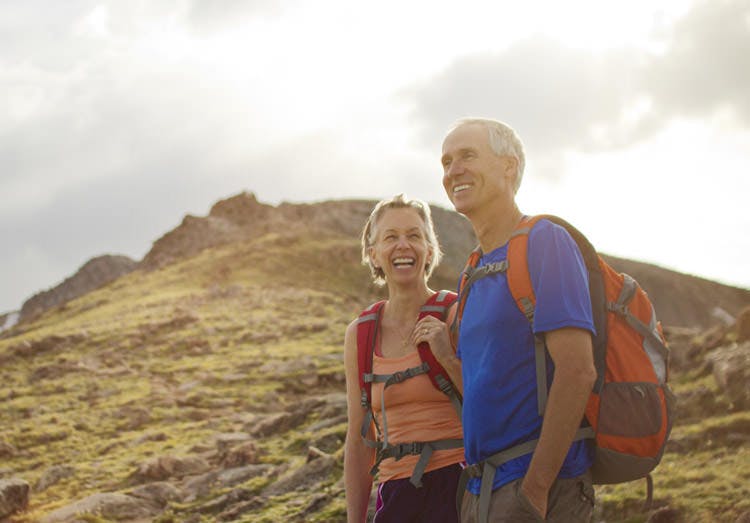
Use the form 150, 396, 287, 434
448, 117, 526, 193
361, 194, 442, 286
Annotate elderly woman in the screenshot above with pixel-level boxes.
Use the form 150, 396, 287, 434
344, 194, 464, 523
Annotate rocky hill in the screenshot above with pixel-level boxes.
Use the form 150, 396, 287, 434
18, 255, 138, 324
1, 192, 749, 522
140, 192, 748, 328
16, 192, 749, 329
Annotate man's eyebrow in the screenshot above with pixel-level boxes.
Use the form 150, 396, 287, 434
442, 147, 476, 161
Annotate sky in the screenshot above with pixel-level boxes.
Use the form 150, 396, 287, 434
1, 0, 749, 313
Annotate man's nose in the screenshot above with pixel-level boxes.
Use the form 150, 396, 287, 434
445, 159, 463, 179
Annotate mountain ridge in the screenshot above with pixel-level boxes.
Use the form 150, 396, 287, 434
14, 191, 750, 329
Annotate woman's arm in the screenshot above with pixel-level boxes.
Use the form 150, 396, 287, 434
343, 320, 375, 523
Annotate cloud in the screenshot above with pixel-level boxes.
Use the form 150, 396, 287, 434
403, 39, 638, 179
185, 0, 288, 33
405, 0, 750, 169
644, 0, 750, 122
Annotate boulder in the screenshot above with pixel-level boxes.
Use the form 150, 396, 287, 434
214, 432, 252, 456
737, 305, 750, 343
221, 441, 260, 468
217, 464, 274, 488
195, 488, 254, 515
40, 492, 159, 522
0, 441, 17, 459
35, 465, 75, 492
247, 411, 308, 438
128, 481, 186, 507
707, 341, 750, 409
133, 455, 211, 482
264, 455, 336, 497
0, 478, 30, 519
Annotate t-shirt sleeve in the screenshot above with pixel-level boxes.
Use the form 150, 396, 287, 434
528, 220, 595, 335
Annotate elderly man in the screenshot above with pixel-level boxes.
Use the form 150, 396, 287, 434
441, 118, 597, 523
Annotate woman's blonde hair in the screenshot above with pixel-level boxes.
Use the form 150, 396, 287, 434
361, 194, 442, 286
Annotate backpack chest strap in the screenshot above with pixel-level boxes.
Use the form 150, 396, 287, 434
363, 361, 430, 387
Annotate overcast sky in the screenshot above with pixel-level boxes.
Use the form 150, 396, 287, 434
1, 0, 749, 312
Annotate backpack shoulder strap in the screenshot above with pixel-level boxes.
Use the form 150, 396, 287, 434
506, 214, 604, 416
453, 248, 482, 345
417, 291, 462, 414
506, 215, 544, 324
356, 300, 386, 407
506, 214, 601, 324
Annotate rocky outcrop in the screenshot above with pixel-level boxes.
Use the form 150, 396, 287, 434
139, 192, 476, 278
707, 341, 750, 409
0, 478, 30, 519
603, 254, 750, 328
36, 393, 346, 522
35, 465, 75, 493
139, 192, 277, 269
737, 305, 750, 342
19, 255, 137, 324
40, 492, 160, 523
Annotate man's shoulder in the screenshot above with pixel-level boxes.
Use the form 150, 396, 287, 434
528, 216, 572, 240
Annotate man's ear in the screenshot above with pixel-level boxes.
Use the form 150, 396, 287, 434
504, 155, 518, 179
503, 156, 519, 190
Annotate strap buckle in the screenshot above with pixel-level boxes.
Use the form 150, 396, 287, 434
607, 302, 629, 316
389, 367, 416, 384
393, 442, 424, 460
465, 462, 483, 478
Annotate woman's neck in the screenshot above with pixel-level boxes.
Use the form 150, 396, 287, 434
385, 281, 433, 319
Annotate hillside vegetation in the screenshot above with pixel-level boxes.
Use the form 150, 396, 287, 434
1, 195, 749, 522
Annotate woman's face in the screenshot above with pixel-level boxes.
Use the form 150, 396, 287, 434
369, 207, 433, 285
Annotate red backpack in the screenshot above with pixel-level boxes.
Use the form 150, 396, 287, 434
455, 215, 674, 514
356, 290, 462, 487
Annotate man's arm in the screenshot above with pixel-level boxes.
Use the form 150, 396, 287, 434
521, 327, 596, 518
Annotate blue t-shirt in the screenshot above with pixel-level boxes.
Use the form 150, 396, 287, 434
457, 219, 595, 495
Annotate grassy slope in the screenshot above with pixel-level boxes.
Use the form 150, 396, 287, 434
1, 231, 747, 522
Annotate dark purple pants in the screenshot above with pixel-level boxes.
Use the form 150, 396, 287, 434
374, 463, 462, 523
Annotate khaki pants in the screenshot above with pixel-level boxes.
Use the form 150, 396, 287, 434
459, 472, 595, 523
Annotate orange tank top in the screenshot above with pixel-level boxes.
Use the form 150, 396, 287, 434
371, 349, 464, 482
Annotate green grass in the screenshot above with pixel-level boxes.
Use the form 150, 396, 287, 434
1, 231, 746, 522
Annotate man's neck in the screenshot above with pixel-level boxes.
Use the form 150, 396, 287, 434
469, 202, 523, 254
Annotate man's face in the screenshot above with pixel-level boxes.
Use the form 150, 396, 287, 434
441, 123, 515, 218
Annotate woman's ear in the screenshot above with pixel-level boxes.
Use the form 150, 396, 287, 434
369, 245, 380, 269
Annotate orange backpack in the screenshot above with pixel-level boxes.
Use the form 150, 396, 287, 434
455, 215, 674, 511
357, 290, 462, 487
